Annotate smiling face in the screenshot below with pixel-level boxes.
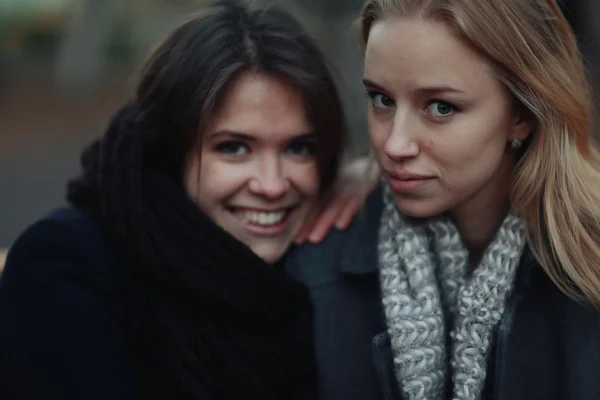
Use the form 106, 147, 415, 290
185, 72, 320, 264
363, 17, 531, 219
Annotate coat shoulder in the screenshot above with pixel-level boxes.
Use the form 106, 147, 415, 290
286, 186, 384, 288
1, 207, 129, 294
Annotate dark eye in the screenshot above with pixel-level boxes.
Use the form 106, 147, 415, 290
426, 101, 456, 117
215, 141, 249, 156
287, 140, 316, 156
367, 91, 395, 109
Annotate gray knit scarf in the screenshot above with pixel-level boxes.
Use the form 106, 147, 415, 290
378, 183, 526, 400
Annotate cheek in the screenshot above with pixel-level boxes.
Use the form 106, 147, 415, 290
288, 163, 320, 199
433, 123, 509, 185
187, 154, 248, 205
202, 166, 249, 198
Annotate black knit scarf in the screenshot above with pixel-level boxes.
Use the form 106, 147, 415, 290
67, 103, 316, 399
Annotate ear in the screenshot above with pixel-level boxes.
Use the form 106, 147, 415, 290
509, 103, 535, 143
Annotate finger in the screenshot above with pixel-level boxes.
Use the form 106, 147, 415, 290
295, 208, 323, 244
295, 216, 317, 244
294, 227, 312, 244
334, 198, 359, 230
294, 232, 306, 245
307, 201, 345, 244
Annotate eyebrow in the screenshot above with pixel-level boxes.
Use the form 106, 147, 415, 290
362, 78, 466, 94
207, 130, 317, 141
362, 78, 386, 92
207, 130, 256, 141
417, 86, 466, 95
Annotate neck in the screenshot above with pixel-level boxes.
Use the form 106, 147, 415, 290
454, 200, 509, 268
450, 155, 515, 265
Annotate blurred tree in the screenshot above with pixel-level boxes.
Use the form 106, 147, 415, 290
53, 0, 113, 90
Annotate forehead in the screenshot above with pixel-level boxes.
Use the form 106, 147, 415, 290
205, 72, 313, 140
364, 17, 496, 92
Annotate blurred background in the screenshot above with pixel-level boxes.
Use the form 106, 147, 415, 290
0, 0, 599, 249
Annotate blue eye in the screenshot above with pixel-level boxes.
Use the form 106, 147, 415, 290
215, 141, 249, 156
367, 91, 395, 109
426, 101, 456, 117
287, 140, 316, 156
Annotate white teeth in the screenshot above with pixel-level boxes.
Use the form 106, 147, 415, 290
239, 210, 286, 226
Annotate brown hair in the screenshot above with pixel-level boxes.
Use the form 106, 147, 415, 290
136, 0, 346, 194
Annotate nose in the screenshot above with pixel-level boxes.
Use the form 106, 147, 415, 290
383, 116, 419, 162
248, 155, 290, 200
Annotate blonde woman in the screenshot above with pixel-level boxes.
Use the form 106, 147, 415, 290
287, 1, 600, 399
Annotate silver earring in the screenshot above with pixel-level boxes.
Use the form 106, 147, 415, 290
511, 139, 523, 149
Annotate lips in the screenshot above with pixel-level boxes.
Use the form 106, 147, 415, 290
237, 210, 286, 226
387, 171, 434, 181
230, 207, 293, 227
385, 171, 435, 193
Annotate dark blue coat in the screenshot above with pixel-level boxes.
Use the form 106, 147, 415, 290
0, 209, 159, 399
286, 187, 600, 400
0, 208, 315, 399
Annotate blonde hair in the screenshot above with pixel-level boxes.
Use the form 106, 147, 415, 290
360, 0, 600, 308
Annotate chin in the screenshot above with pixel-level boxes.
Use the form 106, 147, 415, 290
259, 253, 282, 264
252, 244, 287, 265
392, 195, 445, 219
